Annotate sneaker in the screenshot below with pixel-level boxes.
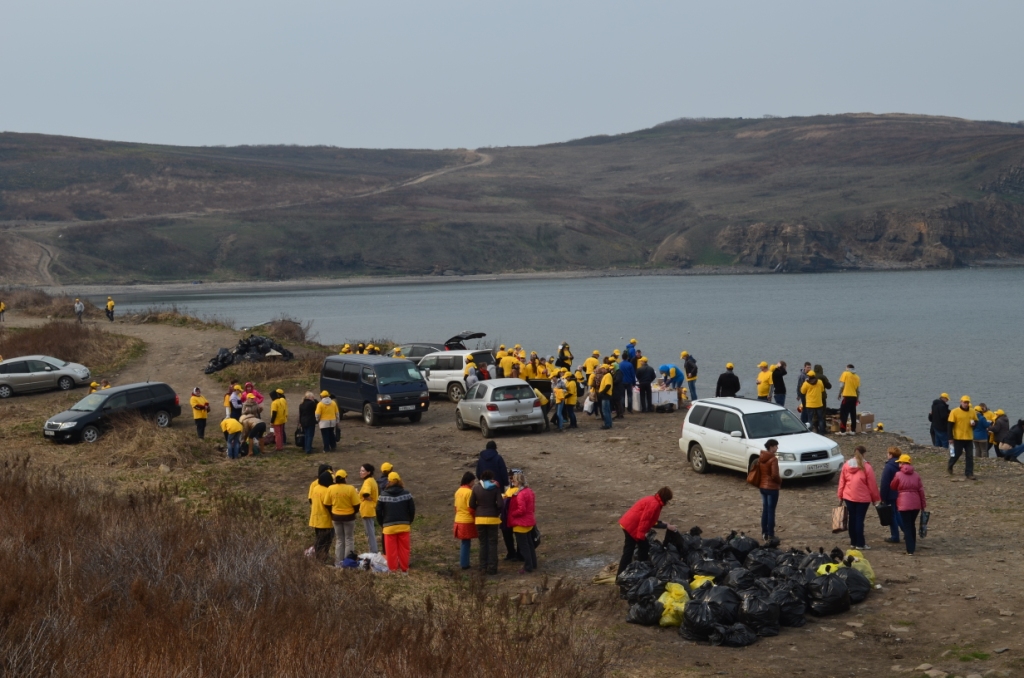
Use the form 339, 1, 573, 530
905, 552, 914, 556
518, 568, 527, 575
883, 538, 899, 544
946, 466, 953, 475
966, 475, 978, 481
857, 545, 871, 550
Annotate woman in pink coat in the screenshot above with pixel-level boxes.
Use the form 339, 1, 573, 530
890, 453, 927, 555
506, 472, 537, 574
837, 445, 881, 549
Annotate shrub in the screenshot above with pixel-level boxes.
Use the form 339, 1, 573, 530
0, 321, 142, 371
2, 289, 100, 318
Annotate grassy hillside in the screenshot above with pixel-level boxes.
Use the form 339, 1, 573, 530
3, 114, 1024, 284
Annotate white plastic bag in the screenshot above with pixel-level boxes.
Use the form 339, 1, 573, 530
358, 552, 389, 573
583, 397, 594, 414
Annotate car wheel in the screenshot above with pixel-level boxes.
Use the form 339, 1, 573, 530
480, 418, 495, 439
408, 413, 422, 423
58, 376, 74, 391
455, 410, 467, 430
155, 411, 172, 428
0, 384, 12, 399
824, 472, 837, 482
689, 444, 708, 474
362, 404, 378, 426
748, 456, 759, 473
81, 425, 101, 444
447, 383, 465, 403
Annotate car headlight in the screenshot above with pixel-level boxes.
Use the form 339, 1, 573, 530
777, 453, 796, 461
830, 445, 842, 457
420, 391, 429, 399
59, 422, 77, 430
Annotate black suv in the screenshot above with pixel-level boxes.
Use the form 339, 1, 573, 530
43, 382, 183, 443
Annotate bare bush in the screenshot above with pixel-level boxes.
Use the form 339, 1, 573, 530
0, 321, 142, 370
265, 315, 315, 343
2, 289, 100, 318
123, 304, 235, 330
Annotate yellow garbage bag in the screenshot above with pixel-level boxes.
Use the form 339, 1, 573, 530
816, 562, 845, 576
657, 582, 689, 627
844, 549, 876, 585
691, 574, 716, 589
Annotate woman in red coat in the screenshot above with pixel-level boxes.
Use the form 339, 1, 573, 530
617, 487, 677, 575
507, 471, 537, 573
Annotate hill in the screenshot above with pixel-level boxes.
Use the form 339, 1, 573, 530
3, 113, 1024, 284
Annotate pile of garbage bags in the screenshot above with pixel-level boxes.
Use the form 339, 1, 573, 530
616, 528, 876, 647
204, 335, 295, 374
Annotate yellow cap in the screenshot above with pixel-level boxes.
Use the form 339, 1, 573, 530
726, 363, 734, 369
681, 351, 690, 358
630, 338, 637, 344
758, 361, 768, 368
381, 462, 393, 472
639, 356, 648, 363
940, 393, 949, 399
499, 344, 506, 350
466, 354, 475, 362
996, 409, 1005, 416
961, 395, 971, 403
613, 349, 621, 356
90, 382, 99, 387
275, 389, 284, 395
246, 393, 256, 400
234, 385, 243, 391
974, 405, 983, 412
897, 454, 912, 464
876, 422, 884, 430
514, 344, 521, 349
343, 343, 350, 347
335, 469, 347, 479
320, 390, 330, 397
592, 350, 600, 356
388, 471, 401, 483
807, 370, 816, 377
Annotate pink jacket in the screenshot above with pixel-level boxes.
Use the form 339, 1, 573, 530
889, 464, 926, 511
837, 459, 881, 504
507, 487, 536, 529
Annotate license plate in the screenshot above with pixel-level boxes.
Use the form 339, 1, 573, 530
508, 415, 528, 422
806, 462, 830, 471
398, 405, 415, 412
44, 430, 55, 437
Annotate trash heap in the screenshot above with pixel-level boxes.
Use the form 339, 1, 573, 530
617, 528, 876, 647
204, 335, 295, 374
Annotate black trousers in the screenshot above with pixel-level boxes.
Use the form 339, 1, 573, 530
948, 439, 974, 476
618, 529, 650, 576
840, 396, 858, 431
313, 527, 334, 563
478, 525, 499, 574
638, 384, 652, 412
614, 389, 625, 417
501, 525, 519, 558
515, 530, 538, 572
195, 418, 206, 439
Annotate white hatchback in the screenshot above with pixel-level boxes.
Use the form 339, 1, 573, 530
678, 397, 843, 480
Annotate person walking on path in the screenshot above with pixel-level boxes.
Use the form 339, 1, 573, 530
800, 370, 827, 434
105, 296, 115, 322
376, 472, 415, 573
682, 352, 698, 401
837, 445, 881, 549
755, 362, 773, 402
757, 439, 782, 541
470, 470, 505, 575
771, 361, 788, 406
358, 464, 379, 553
74, 298, 85, 324
715, 363, 740, 398
838, 364, 861, 435
324, 469, 361, 565
315, 390, 339, 452
476, 441, 509, 490
617, 487, 678, 576
947, 395, 979, 479
309, 469, 335, 563
889, 454, 926, 555
270, 389, 288, 451
189, 387, 210, 439
636, 357, 656, 412
796, 362, 812, 425
929, 393, 951, 447
619, 355, 637, 413
299, 391, 317, 454
453, 472, 477, 570
507, 471, 537, 574
878, 447, 905, 544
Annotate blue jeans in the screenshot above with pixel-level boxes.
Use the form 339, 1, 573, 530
800, 398, 809, 424
887, 503, 903, 542
555, 403, 564, 430
933, 430, 949, 448
460, 539, 472, 569
601, 398, 613, 428
625, 385, 635, 411
303, 425, 315, 454
227, 432, 241, 459
759, 489, 779, 537
844, 500, 870, 547
687, 381, 697, 401
899, 509, 919, 554
1006, 443, 1024, 461
773, 393, 786, 406
565, 404, 577, 428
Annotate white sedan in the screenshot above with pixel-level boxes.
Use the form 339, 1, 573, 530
455, 378, 545, 438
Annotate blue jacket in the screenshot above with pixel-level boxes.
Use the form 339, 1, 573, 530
878, 457, 900, 504
973, 415, 991, 441
476, 448, 509, 491
618, 360, 637, 385
659, 364, 684, 387
624, 344, 637, 361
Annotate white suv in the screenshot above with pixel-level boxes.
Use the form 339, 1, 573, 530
679, 398, 842, 480
419, 349, 495, 402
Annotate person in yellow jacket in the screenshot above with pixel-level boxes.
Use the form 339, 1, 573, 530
533, 387, 551, 431
755, 362, 773, 401
838, 364, 861, 435
88, 381, 99, 394
358, 463, 380, 553
189, 387, 210, 439
514, 344, 525, 361
454, 471, 478, 569
220, 417, 243, 459
496, 345, 507, 360
521, 357, 537, 380
499, 352, 519, 379
564, 370, 579, 428
308, 466, 335, 562
270, 388, 288, 451
315, 390, 340, 452
339, 344, 352, 355
800, 370, 827, 434
948, 395, 978, 479
598, 366, 614, 429
0, 299, 6, 322
323, 469, 361, 564
552, 375, 568, 431
584, 350, 600, 375
537, 357, 551, 379
105, 296, 115, 322
463, 353, 476, 377
100, 379, 111, 389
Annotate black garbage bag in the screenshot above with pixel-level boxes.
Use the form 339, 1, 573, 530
626, 599, 664, 626
701, 536, 727, 553
679, 529, 704, 554
739, 592, 781, 636
680, 600, 718, 641
775, 549, 806, 569
629, 577, 666, 604
693, 559, 732, 582
834, 566, 871, 604
723, 568, 758, 591
615, 561, 653, 599
768, 583, 806, 627
744, 548, 779, 577
807, 573, 851, 616
771, 564, 802, 581
727, 533, 760, 561
656, 559, 692, 585
709, 622, 758, 647
692, 583, 741, 625
663, 529, 694, 557
799, 548, 832, 571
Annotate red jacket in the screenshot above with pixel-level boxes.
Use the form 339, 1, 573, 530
619, 494, 664, 540
889, 464, 927, 511
507, 487, 536, 529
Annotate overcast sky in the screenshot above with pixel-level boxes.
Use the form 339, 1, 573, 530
2, 1, 1022, 149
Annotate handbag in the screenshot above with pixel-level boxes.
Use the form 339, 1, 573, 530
530, 525, 541, 549
294, 426, 305, 448
875, 502, 893, 527
919, 510, 930, 538
831, 504, 849, 533
746, 462, 762, 487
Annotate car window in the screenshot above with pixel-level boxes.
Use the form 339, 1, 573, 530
723, 412, 743, 436
44, 357, 68, 368
437, 356, 459, 371
491, 385, 535, 401
408, 346, 426, 358
471, 351, 494, 365
361, 367, 376, 384
744, 410, 807, 438
71, 393, 106, 412
28, 360, 52, 372
322, 362, 343, 380
103, 393, 128, 410
703, 408, 729, 433
376, 362, 424, 387
127, 389, 152, 405
688, 404, 710, 426
150, 384, 174, 398
341, 364, 360, 383
419, 356, 437, 369
464, 384, 480, 400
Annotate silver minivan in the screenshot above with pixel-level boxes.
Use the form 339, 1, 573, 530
455, 378, 545, 438
0, 355, 92, 398
419, 349, 495, 402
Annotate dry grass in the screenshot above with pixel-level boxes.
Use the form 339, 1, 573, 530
123, 304, 235, 331
0, 457, 614, 678
2, 289, 101, 318
214, 355, 328, 392
263, 316, 315, 343
0, 321, 144, 372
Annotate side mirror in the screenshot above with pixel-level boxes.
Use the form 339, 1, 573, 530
730, 430, 743, 438
421, 368, 430, 378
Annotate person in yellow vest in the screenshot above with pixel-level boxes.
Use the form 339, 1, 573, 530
947, 395, 978, 479
454, 471, 478, 569
755, 362, 773, 401
499, 351, 518, 380
598, 365, 615, 429
88, 381, 99, 394
0, 298, 6, 322
800, 370, 826, 434
495, 345, 507, 360
339, 344, 352, 355
838, 364, 862, 435
323, 469, 361, 564
584, 350, 600, 375
552, 375, 568, 431
308, 466, 335, 562
358, 463, 380, 553
189, 387, 210, 439
220, 417, 243, 459
105, 296, 115, 322
564, 368, 579, 427
270, 388, 288, 451
521, 357, 538, 380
